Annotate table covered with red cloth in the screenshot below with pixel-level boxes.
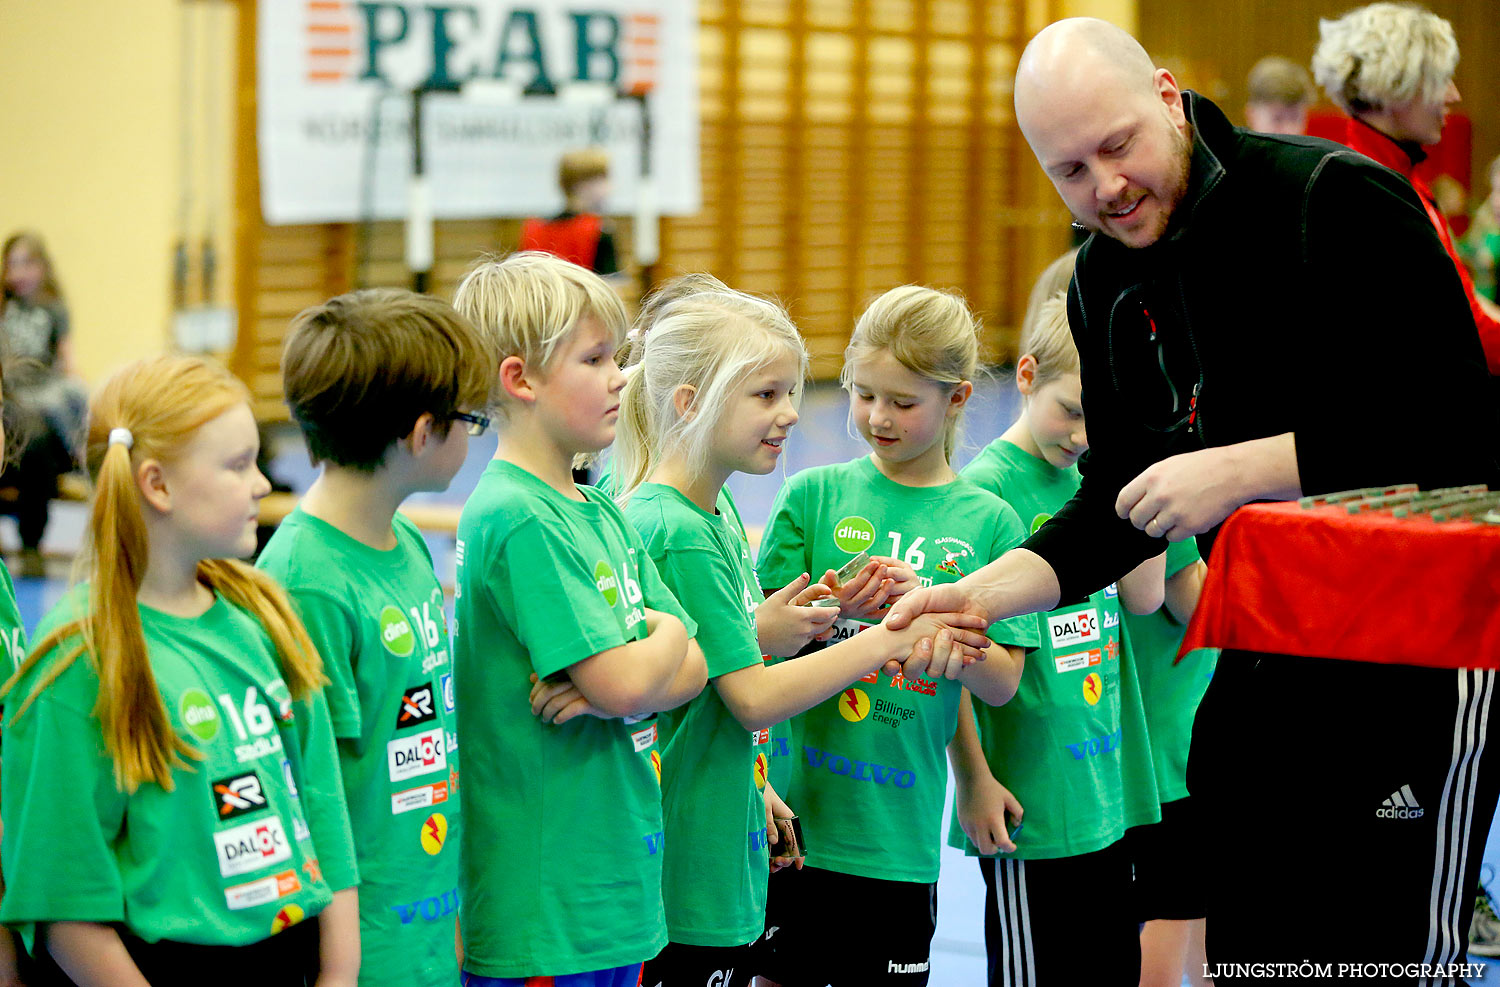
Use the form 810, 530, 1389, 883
1180, 501, 1500, 669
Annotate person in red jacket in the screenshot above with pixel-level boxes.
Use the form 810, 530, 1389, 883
519, 148, 621, 276
1313, 2, 1500, 374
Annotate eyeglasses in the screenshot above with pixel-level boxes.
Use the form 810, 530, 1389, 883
451, 410, 491, 436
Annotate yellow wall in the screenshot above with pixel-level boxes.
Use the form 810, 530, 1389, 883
0, 0, 235, 385
0, 0, 1138, 389
1059, 0, 1137, 34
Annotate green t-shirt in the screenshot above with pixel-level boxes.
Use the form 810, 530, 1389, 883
1123, 537, 1217, 804
625, 483, 769, 948
258, 509, 461, 986
950, 439, 1159, 860
453, 460, 698, 978
758, 456, 1039, 883
0, 563, 24, 675
0, 586, 357, 946
598, 466, 792, 792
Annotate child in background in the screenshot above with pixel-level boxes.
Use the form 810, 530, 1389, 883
0, 355, 358, 986
948, 288, 1162, 986
756, 285, 1037, 987
520, 148, 620, 276
0, 355, 27, 673
604, 285, 995, 987
257, 290, 493, 986
1461, 154, 1500, 303
450, 252, 706, 987
0, 231, 86, 578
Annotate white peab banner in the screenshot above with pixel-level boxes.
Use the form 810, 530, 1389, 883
256, 0, 700, 224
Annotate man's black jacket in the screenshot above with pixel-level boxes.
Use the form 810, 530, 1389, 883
1023, 92, 1499, 602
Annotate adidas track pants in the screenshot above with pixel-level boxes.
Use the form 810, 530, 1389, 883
1188, 651, 1500, 985
977, 840, 1139, 986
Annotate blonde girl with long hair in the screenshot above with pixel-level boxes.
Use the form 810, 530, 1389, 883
753, 285, 1036, 987
0, 355, 359, 987
606, 273, 846, 675
587, 284, 992, 987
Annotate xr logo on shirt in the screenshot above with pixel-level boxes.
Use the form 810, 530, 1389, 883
754, 752, 769, 790
211, 771, 266, 820
394, 681, 437, 729
1082, 673, 1103, 706
838, 687, 871, 722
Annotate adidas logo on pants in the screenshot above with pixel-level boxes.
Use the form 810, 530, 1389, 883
1377, 784, 1425, 820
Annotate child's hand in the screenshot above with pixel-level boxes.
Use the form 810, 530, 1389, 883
876, 613, 990, 678
866, 556, 921, 598
957, 772, 1024, 855
756, 573, 840, 657
528, 673, 608, 724
763, 782, 805, 873
819, 560, 896, 620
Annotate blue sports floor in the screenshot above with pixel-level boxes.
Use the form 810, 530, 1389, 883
9, 378, 1498, 984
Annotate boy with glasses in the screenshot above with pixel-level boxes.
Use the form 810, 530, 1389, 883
258, 287, 495, 986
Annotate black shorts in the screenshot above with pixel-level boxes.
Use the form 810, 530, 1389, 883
642, 939, 758, 987
1125, 795, 1207, 922
756, 865, 936, 986
978, 840, 1138, 987
1189, 653, 1500, 981
22, 918, 322, 987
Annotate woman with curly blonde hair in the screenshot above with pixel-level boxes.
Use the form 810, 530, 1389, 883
1313, 2, 1500, 373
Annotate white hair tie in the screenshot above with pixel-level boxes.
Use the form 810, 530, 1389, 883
108, 427, 134, 450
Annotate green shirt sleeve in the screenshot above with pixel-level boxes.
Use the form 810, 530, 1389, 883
658, 547, 759, 679
285, 589, 362, 742
1164, 536, 1202, 580
983, 501, 1043, 650
627, 525, 699, 642
493, 517, 634, 680
287, 688, 360, 892
1, 670, 129, 926
757, 476, 807, 593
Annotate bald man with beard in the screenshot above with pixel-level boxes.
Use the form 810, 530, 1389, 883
886, 17, 1500, 984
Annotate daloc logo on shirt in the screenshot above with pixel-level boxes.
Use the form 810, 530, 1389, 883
594, 560, 620, 606
379, 605, 416, 657
832, 516, 875, 553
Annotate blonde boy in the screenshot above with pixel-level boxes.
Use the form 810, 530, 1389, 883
451, 252, 705, 986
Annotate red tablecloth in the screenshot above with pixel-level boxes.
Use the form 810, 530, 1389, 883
1180, 501, 1500, 669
